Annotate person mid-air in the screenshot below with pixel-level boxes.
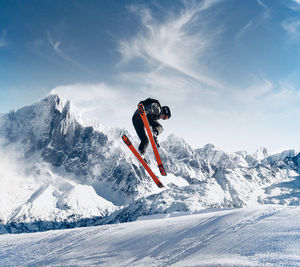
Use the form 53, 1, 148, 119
132, 98, 171, 159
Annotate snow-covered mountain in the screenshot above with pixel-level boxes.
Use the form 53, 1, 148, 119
0, 93, 299, 233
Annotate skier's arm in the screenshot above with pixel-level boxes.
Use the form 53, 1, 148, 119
149, 120, 163, 135
149, 103, 161, 116
139, 99, 162, 116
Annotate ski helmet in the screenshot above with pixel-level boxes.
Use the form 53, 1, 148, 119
161, 106, 171, 119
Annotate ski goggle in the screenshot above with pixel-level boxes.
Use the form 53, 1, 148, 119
161, 106, 171, 119
161, 114, 169, 120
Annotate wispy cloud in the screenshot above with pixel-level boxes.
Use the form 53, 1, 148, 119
281, 0, 300, 37
294, 0, 300, 4
282, 0, 300, 12
273, 77, 300, 112
282, 19, 300, 37
118, 0, 224, 89
257, 0, 270, 16
47, 32, 92, 74
225, 76, 300, 122
0, 30, 8, 47
118, 69, 200, 104
51, 83, 134, 130
234, 79, 273, 104
235, 0, 270, 40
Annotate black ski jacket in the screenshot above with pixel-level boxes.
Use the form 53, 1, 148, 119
133, 98, 163, 134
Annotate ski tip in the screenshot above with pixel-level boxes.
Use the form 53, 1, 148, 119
157, 181, 164, 188
122, 134, 131, 146
138, 103, 145, 115
159, 165, 167, 176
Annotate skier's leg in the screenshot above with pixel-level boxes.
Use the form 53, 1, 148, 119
132, 114, 149, 154
149, 120, 163, 147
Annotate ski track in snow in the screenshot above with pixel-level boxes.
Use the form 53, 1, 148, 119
1, 205, 300, 267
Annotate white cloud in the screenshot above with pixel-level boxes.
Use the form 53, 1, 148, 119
0, 140, 42, 222
118, 0, 224, 89
235, 20, 253, 40
282, 19, 300, 36
51, 83, 137, 131
47, 32, 92, 74
223, 76, 300, 123
234, 79, 273, 103
235, 0, 270, 40
268, 81, 300, 115
257, 0, 270, 18
293, 0, 300, 5
118, 68, 202, 105
282, 0, 300, 36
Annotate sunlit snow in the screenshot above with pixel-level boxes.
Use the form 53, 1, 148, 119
1, 205, 300, 266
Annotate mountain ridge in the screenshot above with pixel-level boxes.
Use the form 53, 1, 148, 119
0, 93, 299, 233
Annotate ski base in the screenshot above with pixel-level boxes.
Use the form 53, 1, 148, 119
138, 103, 167, 176
122, 134, 164, 188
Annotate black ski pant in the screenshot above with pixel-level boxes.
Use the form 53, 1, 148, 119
132, 113, 149, 154
132, 113, 163, 154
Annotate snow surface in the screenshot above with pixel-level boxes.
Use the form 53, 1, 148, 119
1, 94, 300, 266
1, 205, 300, 266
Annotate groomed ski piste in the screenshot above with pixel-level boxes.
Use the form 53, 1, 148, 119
1, 205, 300, 266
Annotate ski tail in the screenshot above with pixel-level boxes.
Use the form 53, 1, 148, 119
138, 103, 167, 176
122, 134, 164, 188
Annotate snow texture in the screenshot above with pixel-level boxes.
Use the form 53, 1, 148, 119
0, 205, 300, 266
0, 93, 299, 234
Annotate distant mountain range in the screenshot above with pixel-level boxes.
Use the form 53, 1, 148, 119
0, 94, 299, 233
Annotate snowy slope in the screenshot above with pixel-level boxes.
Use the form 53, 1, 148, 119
0, 93, 300, 233
0, 205, 300, 266
0, 146, 117, 233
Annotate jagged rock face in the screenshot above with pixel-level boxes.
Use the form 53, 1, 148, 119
161, 134, 209, 183
1, 95, 107, 170
0, 95, 151, 204
0, 94, 299, 233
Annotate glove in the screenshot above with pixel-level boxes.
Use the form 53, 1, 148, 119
152, 128, 159, 136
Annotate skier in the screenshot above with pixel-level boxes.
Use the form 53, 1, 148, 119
132, 98, 171, 158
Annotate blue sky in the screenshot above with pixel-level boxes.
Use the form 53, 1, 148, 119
1, 0, 300, 153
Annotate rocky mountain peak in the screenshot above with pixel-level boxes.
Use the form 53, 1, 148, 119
0, 94, 299, 233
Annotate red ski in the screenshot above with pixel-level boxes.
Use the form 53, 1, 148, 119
122, 134, 164, 188
138, 103, 167, 176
